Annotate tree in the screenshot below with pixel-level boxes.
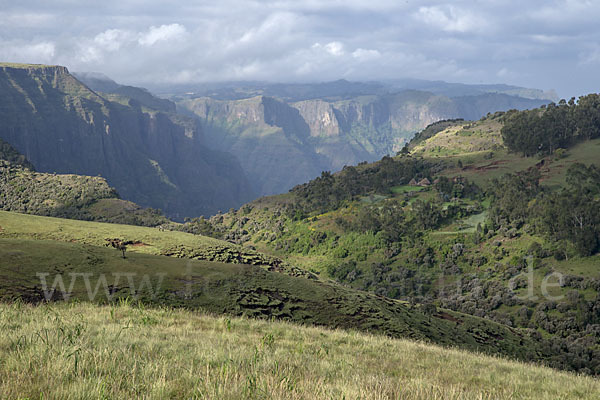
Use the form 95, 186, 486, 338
574, 94, 600, 140
411, 200, 442, 230
488, 169, 541, 228
106, 238, 129, 258
535, 164, 600, 256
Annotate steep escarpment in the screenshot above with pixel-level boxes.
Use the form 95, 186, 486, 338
0, 63, 254, 219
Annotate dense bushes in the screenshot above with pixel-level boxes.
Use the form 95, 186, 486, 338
486, 164, 600, 257
0, 160, 168, 227
488, 169, 541, 228
289, 156, 432, 215
0, 138, 35, 170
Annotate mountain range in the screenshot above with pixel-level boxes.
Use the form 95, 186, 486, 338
2, 62, 600, 394
81, 73, 553, 198
0, 63, 554, 218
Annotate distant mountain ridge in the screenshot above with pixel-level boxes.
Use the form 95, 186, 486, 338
385, 78, 558, 101
10, 65, 554, 211
0, 63, 254, 219
149, 78, 557, 103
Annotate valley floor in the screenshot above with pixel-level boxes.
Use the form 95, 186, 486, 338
1, 302, 598, 399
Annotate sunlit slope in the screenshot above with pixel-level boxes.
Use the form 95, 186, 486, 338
409, 114, 600, 188
1, 302, 598, 399
0, 210, 284, 269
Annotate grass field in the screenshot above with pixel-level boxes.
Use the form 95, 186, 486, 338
1, 301, 598, 399
390, 185, 425, 194
0, 210, 287, 270
412, 118, 503, 157
0, 210, 224, 256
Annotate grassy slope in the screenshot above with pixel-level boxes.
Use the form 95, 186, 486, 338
0, 211, 556, 364
1, 302, 598, 400
412, 114, 600, 189
0, 210, 289, 270
411, 118, 503, 156
0, 210, 223, 255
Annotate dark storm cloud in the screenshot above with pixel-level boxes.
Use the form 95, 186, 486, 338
0, 0, 598, 97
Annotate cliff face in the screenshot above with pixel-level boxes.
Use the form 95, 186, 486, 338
179, 89, 548, 197
180, 96, 329, 196
0, 64, 254, 218
293, 100, 341, 137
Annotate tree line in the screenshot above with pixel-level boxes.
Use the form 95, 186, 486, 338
288, 155, 433, 216
502, 94, 600, 156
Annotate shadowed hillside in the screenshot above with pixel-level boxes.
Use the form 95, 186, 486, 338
0, 63, 255, 219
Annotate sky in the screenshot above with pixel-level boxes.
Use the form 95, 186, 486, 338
0, 0, 599, 98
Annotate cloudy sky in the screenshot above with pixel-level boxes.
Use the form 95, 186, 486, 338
0, 0, 599, 97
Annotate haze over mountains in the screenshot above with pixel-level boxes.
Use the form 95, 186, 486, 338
76, 71, 553, 199
4, 0, 600, 396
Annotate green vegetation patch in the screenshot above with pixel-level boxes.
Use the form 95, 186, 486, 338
0, 211, 295, 273
390, 184, 424, 194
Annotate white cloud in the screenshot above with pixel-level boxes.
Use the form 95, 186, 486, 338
238, 12, 297, 44
138, 24, 186, 46
0, 1, 598, 96
324, 42, 344, 56
0, 12, 54, 28
415, 6, 485, 33
311, 42, 345, 57
530, 34, 567, 44
94, 29, 132, 52
0, 40, 55, 64
352, 48, 381, 61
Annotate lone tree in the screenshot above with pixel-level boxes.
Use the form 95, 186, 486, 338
106, 238, 130, 258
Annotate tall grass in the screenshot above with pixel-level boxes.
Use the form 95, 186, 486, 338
0, 302, 597, 399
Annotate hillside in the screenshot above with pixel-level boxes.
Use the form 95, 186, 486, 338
0, 210, 554, 364
178, 90, 547, 197
199, 97, 600, 374
0, 63, 254, 219
1, 301, 598, 399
